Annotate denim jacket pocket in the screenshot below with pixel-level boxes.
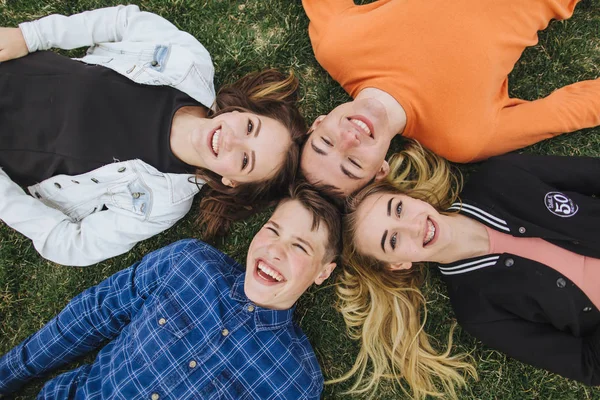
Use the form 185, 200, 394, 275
109, 179, 153, 217
129, 289, 194, 365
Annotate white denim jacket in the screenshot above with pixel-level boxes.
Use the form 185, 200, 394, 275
0, 5, 213, 266
0, 161, 202, 266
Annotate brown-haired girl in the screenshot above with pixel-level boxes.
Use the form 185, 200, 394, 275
341, 139, 600, 397
0, 5, 306, 266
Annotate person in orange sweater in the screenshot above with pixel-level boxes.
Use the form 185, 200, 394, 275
301, 0, 600, 195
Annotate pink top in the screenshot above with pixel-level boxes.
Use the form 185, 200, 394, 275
485, 226, 600, 309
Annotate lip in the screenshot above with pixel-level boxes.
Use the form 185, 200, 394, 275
348, 115, 375, 139
253, 258, 286, 286
207, 125, 222, 157
423, 217, 439, 248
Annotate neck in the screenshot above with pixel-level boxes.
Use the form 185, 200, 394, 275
440, 214, 490, 264
170, 106, 208, 167
355, 87, 407, 139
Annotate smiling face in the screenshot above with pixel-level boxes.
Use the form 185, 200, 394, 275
354, 192, 454, 269
189, 111, 291, 186
244, 199, 336, 310
300, 98, 394, 195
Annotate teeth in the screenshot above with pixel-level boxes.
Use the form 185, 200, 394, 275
424, 219, 436, 245
258, 261, 284, 282
350, 118, 371, 136
211, 129, 221, 155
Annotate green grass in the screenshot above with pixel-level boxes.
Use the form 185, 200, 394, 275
1, 0, 600, 398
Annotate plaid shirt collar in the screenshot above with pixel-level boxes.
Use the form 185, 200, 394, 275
230, 273, 296, 332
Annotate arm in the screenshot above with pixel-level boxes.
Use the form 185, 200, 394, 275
18, 5, 141, 52
482, 154, 600, 196
4, 5, 207, 61
0, 169, 193, 266
0, 240, 190, 395
463, 317, 600, 385
473, 79, 600, 161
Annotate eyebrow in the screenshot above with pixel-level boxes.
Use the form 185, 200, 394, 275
249, 118, 262, 174
249, 151, 256, 174
268, 220, 315, 253
296, 237, 315, 253
310, 139, 327, 156
341, 165, 360, 180
380, 197, 394, 253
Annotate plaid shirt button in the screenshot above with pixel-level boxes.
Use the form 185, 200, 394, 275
188, 360, 197, 368
222, 328, 229, 336
151, 393, 160, 400
247, 305, 255, 312
158, 318, 166, 326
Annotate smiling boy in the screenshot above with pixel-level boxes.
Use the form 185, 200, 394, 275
0, 183, 341, 399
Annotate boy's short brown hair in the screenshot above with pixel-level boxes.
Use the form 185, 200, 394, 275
282, 181, 342, 263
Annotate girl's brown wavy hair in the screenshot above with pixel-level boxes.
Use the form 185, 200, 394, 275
194, 69, 307, 238
332, 139, 477, 399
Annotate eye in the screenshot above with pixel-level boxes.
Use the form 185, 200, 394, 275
396, 201, 403, 217
348, 157, 361, 169
390, 233, 398, 250
322, 137, 333, 146
247, 119, 254, 135
242, 153, 249, 169
293, 243, 308, 254
266, 226, 279, 235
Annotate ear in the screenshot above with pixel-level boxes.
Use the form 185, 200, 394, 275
388, 261, 412, 271
314, 262, 336, 285
309, 115, 326, 134
374, 160, 390, 181
221, 177, 238, 187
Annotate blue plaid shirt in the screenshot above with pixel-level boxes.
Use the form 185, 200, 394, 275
0, 240, 323, 399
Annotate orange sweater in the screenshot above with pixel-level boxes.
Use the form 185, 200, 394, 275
303, 0, 600, 162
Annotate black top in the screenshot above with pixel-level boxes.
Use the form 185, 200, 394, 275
0, 51, 199, 187
438, 154, 600, 385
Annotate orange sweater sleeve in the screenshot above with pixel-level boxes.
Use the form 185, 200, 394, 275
302, 0, 354, 50
472, 78, 600, 161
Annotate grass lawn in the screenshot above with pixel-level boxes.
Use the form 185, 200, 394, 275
1, 0, 600, 398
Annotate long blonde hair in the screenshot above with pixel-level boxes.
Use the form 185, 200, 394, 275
332, 139, 476, 399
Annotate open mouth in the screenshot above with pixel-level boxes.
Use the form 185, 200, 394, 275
348, 116, 374, 138
423, 217, 437, 247
209, 127, 222, 156
255, 259, 286, 284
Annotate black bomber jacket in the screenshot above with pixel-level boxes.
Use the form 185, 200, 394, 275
439, 153, 600, 385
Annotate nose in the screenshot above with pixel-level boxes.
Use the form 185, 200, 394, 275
338, 129, 361, 151
266, 241, 284, 261
222, 128, 244, 152
400, 218, 421, 238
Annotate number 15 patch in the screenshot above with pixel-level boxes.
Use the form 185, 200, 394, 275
545, 192, 579, 217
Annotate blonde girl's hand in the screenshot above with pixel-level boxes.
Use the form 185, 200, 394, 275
0, 27, 28, 62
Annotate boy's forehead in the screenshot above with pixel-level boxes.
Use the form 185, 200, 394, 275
270, 199, 327, 239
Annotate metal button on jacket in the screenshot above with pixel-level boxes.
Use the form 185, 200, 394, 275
583, 307, 593, 312
151, 60, 159, 67
556, 278, 566, 288
54, 182, 62, 189
118, 167, 126, 173
132, 192, 142, 199
518, 227, 526, 234
504, 258, 514, 267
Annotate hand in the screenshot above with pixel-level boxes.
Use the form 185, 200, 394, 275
0, 27, 29, 62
